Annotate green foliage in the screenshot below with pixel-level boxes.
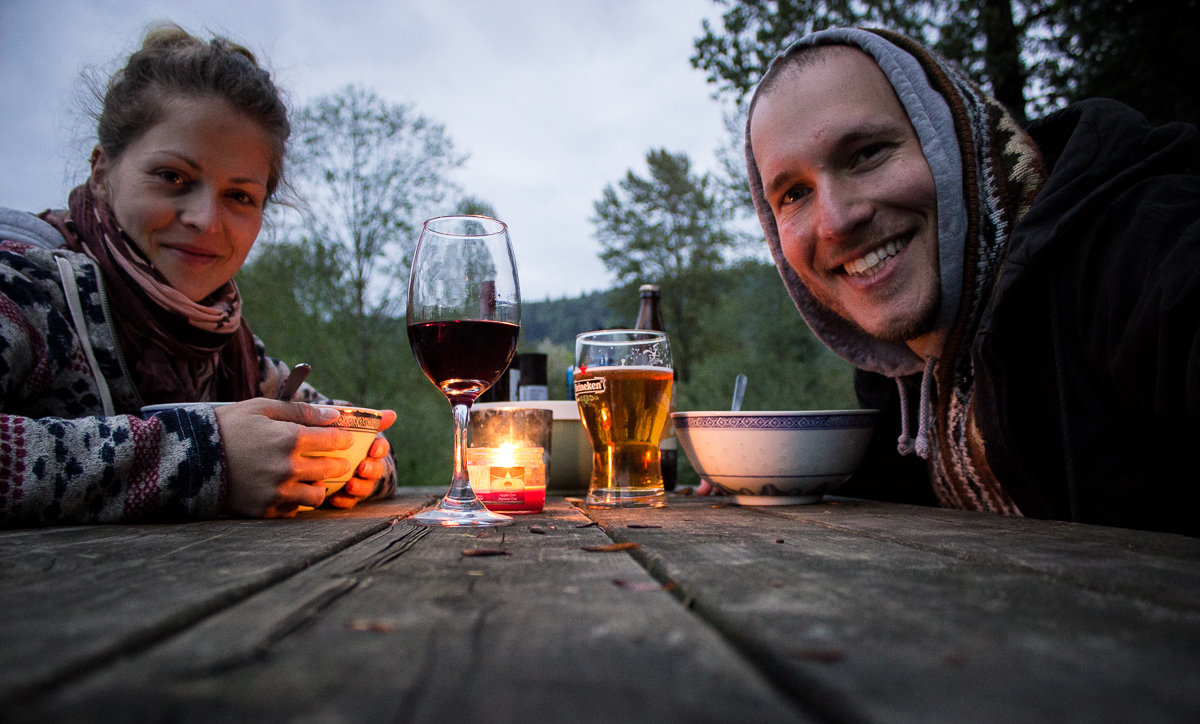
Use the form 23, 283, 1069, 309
692, 0, 926, 101
289, 85, 465, 402
693, 0, 1200, 129
237, 241, 453, 486
592, 149, 739, 382
675, 260, 856, 414
454, 196, 498, 218
693, 1, 1079, 125
519, 290, 618, 348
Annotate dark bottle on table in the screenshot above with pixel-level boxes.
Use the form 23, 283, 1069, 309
635, 284, 677, 491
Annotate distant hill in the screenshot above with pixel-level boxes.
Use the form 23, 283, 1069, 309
519, 290, 622, 347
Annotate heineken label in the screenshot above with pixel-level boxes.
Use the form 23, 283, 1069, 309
573, 377, 606, 396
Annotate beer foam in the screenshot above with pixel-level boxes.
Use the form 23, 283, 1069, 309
575, 365, 672, 374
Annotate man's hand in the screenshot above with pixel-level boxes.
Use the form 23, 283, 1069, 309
216, 399, 353, 518
326, 410, 397, 509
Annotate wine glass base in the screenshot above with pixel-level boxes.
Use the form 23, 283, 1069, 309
411, 500, 514, 527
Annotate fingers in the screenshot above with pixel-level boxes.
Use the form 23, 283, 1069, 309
697, 480, 713, 496
294, 426, 354, 454
368, 437, 390, 459
286, 480, 328, 508
272, 482, 326, 509
292, 454, 352, 482
252, 399, 341, 426
327, 477, 372, 509
378, 410, 397, 431
262, 481, 326, 517
354, 456, 386, 482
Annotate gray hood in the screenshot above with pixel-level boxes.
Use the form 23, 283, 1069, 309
0, 208, 66, 250
744, 27, 967, 378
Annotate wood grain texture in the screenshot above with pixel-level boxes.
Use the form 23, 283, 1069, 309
768, 497, 1200, 611
586, 496, 1200, 724
0, 492, 432, 706
6, 499, 812, 724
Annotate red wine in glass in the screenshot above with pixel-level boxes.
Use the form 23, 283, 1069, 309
408, 320, 519, 405
407, 214, 521, 527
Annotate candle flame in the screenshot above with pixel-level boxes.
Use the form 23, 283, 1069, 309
496, 441, 520, 468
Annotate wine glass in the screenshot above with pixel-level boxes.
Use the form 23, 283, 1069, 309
407, 215, 521, 527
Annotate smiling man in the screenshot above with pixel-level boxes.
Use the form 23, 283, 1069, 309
746, 28, 1200, 536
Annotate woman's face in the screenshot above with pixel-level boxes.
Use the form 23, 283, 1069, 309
91, 96, 273, 302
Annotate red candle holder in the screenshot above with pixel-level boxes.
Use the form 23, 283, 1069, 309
468, 407, 552, 514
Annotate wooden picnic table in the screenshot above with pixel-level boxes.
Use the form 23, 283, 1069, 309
1, 488, 1197, 723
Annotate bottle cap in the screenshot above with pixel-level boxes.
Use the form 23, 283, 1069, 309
639, 284, 660, 297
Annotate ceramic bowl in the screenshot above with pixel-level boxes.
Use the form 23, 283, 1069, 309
672, 410, 879, 505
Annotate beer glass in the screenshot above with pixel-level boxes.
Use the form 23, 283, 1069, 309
573, 330, 673, 508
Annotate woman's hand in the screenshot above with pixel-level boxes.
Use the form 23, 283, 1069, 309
326, 410, 397, 509
215, 399, 354, 518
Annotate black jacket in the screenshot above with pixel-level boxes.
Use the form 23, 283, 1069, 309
845, 100, 1200, 537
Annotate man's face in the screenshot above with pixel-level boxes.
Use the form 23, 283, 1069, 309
751, 48, 941, 343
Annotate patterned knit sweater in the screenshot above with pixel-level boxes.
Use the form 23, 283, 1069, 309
0, 218, 377, 527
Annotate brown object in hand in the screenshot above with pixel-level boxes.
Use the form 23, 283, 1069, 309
462, 549, 510, 557
582, 542, 640, 552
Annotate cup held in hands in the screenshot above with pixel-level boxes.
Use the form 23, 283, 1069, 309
303, 405, 385, 496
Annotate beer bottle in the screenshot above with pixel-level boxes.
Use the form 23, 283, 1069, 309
635, 284, 678, 491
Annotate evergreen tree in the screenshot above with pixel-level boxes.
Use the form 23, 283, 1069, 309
592, 149, 738, 382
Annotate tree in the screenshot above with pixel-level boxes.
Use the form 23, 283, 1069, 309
1041, 0, 1200, 130
692, 1, 1074, 126
454, 196, 498, 218
592, 149, 738, 382
288, 85, 465, 402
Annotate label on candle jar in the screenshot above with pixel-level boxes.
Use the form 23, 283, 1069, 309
466, 446, 546, 513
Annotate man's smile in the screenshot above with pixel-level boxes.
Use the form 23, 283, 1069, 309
840, 236, 910, 277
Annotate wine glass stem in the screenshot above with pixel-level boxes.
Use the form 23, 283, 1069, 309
447, 402, 475, 502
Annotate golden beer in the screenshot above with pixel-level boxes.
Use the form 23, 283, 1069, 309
574, 365, 673, 507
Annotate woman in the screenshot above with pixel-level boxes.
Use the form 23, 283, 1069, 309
0, 25, 395, 526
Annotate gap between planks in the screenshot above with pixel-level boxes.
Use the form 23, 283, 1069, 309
570, 500, 873, 724
748, 506, 1200, 614
0, 502, 434, 710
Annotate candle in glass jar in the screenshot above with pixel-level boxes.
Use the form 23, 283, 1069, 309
466, 443, 546, 514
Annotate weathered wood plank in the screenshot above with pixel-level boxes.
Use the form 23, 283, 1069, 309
0, 492, 432, 705
586, 497, 1200, 724
6, 500, 813, 724
765, 497, 1200, 611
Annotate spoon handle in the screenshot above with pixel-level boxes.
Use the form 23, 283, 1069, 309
278, 363, 311, 401
731, 374, 748, 412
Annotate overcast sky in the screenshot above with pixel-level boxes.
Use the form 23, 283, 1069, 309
0, 0, 739, 300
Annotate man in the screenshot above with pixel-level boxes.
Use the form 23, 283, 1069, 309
744, 28, 1200, 536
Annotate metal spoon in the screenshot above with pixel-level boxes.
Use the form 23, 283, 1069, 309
731, 373, 748, 412
278, 363, 311, 401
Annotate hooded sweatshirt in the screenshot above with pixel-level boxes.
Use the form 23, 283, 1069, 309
745, 28, 1046, 515
746, 29, 1200, 536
